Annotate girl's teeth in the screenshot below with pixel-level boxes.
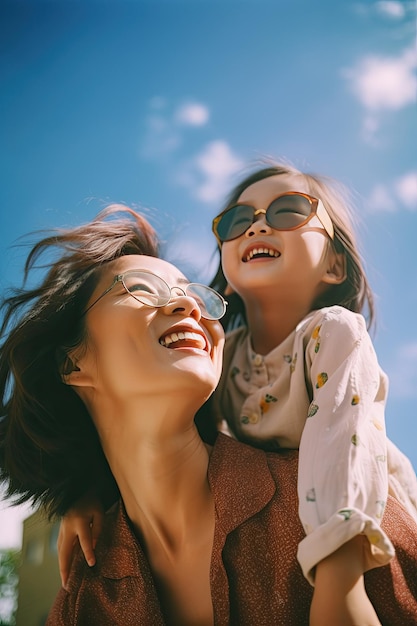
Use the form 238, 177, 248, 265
245, 248, 280, 261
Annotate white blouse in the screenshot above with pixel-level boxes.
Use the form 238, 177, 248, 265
213, 305, 417, 583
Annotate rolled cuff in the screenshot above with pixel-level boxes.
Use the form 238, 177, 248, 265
297, 507, 395, 585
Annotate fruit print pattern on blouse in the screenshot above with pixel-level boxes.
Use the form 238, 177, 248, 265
312, 324, 321, 353
259, 393, 278, 415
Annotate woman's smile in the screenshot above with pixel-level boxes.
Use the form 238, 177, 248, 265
159, 323, 210, 352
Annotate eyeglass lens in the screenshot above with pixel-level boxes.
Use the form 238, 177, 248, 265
122, 272, 225, 320
215, 193, 314, 242
184, 283, 226, 320
122, 272, 171, 306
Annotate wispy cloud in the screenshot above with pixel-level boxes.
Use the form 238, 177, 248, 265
375, 1, 406, 19
141, 98, 210, 159
141, 113, 182, 158
389, 342, 417, 398
366, 170, 417, 212
177, 140, 244, 204
349, 47, 416, 111
141, 99, 243, 205
395, 172, 417, 209
343, 46, 416, 142
354, 1, 410, 20
175, 102, 209, 127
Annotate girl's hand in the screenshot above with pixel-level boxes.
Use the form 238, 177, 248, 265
310, 535, 382, 626
57, 497, 104, 589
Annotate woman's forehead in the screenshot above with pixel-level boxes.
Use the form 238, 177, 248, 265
104, 255, 188, 283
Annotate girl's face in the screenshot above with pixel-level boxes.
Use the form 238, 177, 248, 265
221, 174, 342, 306
66, 255, 224, 405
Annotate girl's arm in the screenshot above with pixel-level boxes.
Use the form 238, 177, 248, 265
297, 308, 394, 584
310, 535, 382, 626
57, 495, 104, 589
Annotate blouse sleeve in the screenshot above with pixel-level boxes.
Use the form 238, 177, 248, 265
297, 307, 395, 584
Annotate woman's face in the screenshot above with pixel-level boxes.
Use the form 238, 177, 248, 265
69, 255, 224, 406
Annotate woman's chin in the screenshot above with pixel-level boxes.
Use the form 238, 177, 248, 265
169, 361, 218, 397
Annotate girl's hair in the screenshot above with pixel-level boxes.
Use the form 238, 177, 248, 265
210, 162, 375, 331
0, 205, 160, 517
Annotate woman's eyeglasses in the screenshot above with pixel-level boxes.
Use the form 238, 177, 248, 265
83, 270, 227, 320
212, 191, 334, 245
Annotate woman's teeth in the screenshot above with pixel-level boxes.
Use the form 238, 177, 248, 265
159, 331, 206, 350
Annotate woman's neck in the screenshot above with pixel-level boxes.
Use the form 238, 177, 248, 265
96, 405, 214, 555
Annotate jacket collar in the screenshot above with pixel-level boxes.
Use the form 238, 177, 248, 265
98, 433, 276, 578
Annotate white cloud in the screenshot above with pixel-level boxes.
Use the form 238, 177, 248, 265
141, 98, 210, 160
389, 342, 417, 398
344, 46, 416, 141
140, 99, 242, 206
175, 102, 209, 126
348, 47, 416, 111
353, 1, 410, 20
193, 140, 244, 203
395, 171, 417, 210
376, 1, 406, 18
175, 140, 244, 204
366, 170, 417, 212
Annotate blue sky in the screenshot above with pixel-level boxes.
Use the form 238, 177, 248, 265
0, 0, 416, 549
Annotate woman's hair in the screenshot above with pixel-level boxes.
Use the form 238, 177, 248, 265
0, 205, 160, 517
210, 161, 375, 331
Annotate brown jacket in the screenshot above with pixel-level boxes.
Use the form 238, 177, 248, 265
47, 434, 417, 625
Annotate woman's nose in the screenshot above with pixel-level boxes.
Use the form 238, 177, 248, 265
162, 291, 202, 321
245, 215, 272, 238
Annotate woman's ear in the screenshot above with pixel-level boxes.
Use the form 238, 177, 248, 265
60, 352, 92, 388
60, 355, 80, 376
322, 249, 346, 285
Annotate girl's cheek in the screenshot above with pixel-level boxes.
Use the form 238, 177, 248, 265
220, 243, 236, 277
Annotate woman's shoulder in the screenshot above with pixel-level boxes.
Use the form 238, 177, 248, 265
63, 501, 139, 587
47, 502, 149, 622
212, 433, 299, 487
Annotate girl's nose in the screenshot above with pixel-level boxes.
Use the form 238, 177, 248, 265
162, 292, 202, 321
245, 214, 273, 238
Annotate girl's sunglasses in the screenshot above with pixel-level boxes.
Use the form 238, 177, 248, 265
212, 191, 334, 245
